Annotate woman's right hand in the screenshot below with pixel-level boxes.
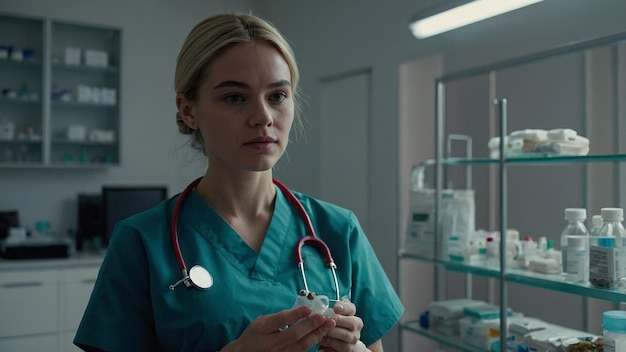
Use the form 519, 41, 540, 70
220, 306, 337, 352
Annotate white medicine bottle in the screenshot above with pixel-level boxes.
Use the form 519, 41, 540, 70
560, 208, 589, 282
589, 208, 626, 288
603, 310, 626, 352
590, 215, 603, 237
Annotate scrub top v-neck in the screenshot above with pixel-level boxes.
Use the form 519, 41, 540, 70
74, 185, 404, 352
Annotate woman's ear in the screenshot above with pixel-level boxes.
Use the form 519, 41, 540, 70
176, 93, 198, 130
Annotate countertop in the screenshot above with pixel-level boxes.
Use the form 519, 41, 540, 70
0, 251, 105, 271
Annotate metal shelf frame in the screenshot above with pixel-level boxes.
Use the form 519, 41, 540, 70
398, 29, 626, 352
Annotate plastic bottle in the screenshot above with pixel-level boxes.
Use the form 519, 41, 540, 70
506, 229, 522, 269
590, 215, 603, 237
603, 310, 626, 352
519, 236, 537, 269
560, 208, 589, 282
589, 208, 626, 288
485, 236, 499, 267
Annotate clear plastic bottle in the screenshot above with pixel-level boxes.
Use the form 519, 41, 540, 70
590, 215, 603, 237
603, 310, 626, 352
485, 235, 499, 267
589, 208, 626, 288
560, 208, 589, 282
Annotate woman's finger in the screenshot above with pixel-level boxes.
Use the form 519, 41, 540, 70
333, 301, 357, 316
259, 306, 313, 333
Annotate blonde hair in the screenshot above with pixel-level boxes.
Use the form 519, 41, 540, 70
174, 13, 303, 153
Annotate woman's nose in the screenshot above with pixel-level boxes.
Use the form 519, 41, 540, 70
249, 100, 274, 127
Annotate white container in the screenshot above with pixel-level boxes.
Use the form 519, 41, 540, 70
0, 119, 15, 140
84, 49, 108, 67
560, 208, 589, 282
603, 310, 626, 352
485, 235, 499, 267
590, 215, 603, 236
589, 208, 626, 288
65, 47, 81, 65
506, 229, 522, 268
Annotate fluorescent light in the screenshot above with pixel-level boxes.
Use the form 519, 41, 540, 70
410, 0, 543, 39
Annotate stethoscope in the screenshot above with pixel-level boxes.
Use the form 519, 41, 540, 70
168, 177, 341, 302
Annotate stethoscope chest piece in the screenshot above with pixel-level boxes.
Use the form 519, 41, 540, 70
189, 265, 213, 289
169, 265, 213, 290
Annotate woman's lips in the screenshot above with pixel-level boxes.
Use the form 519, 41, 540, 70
245, 137, 276, 150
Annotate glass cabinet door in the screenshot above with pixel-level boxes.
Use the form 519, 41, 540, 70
0, 14, 44, 166
50, 21, 120, 166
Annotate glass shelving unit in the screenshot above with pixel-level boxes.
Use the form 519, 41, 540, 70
0, 12, 121, 168
398, 29, 626, 352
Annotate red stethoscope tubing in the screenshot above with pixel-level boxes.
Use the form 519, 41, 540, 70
170, 177, 338, 290
170, 177, 202, 272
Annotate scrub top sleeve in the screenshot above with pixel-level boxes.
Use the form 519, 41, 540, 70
74, 222, 158, 352
347, 212, 404, 347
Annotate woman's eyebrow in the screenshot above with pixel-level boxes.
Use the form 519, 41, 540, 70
213, 80, 248, 89
267, 80, 291, 89
213, 79, 291, 90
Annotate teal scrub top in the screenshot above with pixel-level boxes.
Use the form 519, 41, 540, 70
74, 186, 404, 352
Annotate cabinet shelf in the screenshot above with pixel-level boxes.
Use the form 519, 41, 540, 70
0, 139, 42, 145
401, 320, 486, 352
0, 58, 42, 68
401, 251, 626, 303
0, 97, 41, 105
51, 101, 117, 108
52, 63, 119, 74
444, 153, 626, 165
51, 139, 115, 146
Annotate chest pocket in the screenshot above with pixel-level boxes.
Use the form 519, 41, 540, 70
299, 246, 351, 302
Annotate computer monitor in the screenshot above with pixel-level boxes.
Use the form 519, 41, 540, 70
77, 194, 103, 250
101, 186, 168, 245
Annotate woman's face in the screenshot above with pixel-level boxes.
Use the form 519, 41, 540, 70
180, 41, 294, 173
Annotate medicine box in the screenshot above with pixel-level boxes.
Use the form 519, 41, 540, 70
464, 304, 513, 320
459, 316, 502, 350
84, 49, 108, 67
67, 125, 87, 141
65, 47, 81, 65
0, 120, 15, 140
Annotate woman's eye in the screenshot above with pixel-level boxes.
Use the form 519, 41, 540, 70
224, 94, 244, 104
269, 92, 287, 102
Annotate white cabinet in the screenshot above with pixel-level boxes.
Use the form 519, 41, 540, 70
0, 12, 121, 168
61, 267, 99, 335
0, 269, 59, 348
0, 335, 59, 352
0, 262, 100, 352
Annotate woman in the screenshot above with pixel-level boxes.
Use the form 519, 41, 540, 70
74, 13, 403, 352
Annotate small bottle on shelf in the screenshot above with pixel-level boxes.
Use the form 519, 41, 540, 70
603, 310, 626, 352
560, 208, 589, 283
589, 208, 626, 288
518, 236, 537, 269
485, 235, 499, 267
589, 214, 603, 237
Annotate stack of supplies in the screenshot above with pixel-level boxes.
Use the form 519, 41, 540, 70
428, 299, 485, 336
524, 325, 601, 352
459, 303, 521, 350
488, 317, 549, 352
488, 128, 590, 158
508, 316, 550, 340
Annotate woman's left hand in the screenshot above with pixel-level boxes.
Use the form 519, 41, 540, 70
318, 300, 370, 352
